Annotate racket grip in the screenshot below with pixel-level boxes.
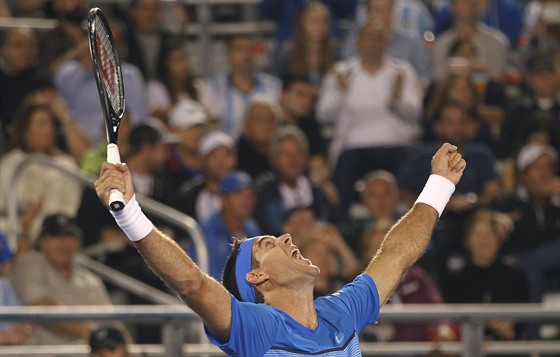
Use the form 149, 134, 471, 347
107, 143, 125, 211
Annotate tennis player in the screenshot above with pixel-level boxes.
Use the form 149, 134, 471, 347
95, 142, 466, 356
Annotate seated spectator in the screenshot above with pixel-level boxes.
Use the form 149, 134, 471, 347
164, 98, 208, 192
317, 21, 422, 215
423, 71, 500, 153
9, 214, 120, 345
0, 232, 33, 346
399, 101, 501, 273
498, 51, 560, 160
273, 2, 338, 86
440, 209, 530, 341
523, 0, 560, 55
201, 171, 262, 280
342, 170, 405, 253
490, 143, 560, 302
125, 0, 179, 80
0, 27, 52, 141
432, 0, 509, 80
279, 75, 334, 202
343, 0, 433, 85
148, 41, 203, 124
360, 219, 457, 343
259, 0, 357, 53
199, 34, 282, 139
255, 126, 339, 236
434, 0, 524, 48
54, 29, 148, 145
173, 131, 237, 222
236, 96, 281, 179
89, 326, 131, 357
0, 98, 83, 242
36, 0, 88, 74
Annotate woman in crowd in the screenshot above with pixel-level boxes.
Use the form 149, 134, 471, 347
273, 1, 339, 86
0, 97, 83, 243
147, 41, 204, 124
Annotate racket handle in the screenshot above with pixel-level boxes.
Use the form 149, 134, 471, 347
107, 143, 125, 211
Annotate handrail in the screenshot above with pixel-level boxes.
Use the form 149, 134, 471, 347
1, 304, 559, 357
4, 155, 209, 280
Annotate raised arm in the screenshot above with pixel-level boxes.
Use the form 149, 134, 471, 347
364, 143, 466, 305
95, 163, 232, 341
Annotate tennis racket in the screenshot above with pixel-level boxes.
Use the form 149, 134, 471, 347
87, 8, 126, 211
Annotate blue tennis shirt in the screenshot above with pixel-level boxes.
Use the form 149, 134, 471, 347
206, 274, 380, 356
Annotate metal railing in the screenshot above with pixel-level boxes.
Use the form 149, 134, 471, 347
0, 304, 559, 356
4, 155, 209, 274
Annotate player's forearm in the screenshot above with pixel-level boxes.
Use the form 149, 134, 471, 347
133, 228, 207, 299
365, 204, 438, 303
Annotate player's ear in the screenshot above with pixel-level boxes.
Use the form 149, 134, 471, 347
246, 270, 268, 285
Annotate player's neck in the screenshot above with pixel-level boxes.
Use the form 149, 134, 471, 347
265, 286, 318, 330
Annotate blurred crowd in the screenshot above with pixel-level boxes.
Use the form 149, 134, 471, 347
0, 0, 559, 352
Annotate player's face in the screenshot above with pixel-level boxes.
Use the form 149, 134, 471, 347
252, 234, 320, 282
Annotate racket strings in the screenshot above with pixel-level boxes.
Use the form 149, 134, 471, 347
95, 18, 124, 114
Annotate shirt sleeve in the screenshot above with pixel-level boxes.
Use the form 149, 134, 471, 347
205, 295, 281, 356
318, 274, 381, 332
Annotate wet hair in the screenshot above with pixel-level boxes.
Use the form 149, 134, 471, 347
221, 237, 264, 303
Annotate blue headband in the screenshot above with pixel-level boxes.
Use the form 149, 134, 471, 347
235, 237, 257, 303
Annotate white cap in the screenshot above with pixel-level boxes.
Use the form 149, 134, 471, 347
516, 143, 558, 173
169, 98, 207, 129
199, 131, 235, 156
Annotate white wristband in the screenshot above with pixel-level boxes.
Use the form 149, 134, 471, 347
415, 174, 456, 217
110, 195, 154, 242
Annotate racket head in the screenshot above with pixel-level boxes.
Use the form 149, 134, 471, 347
87, 8, 125, 144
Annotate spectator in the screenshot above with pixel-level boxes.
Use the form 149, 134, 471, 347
490, 143, 560, 302
432, 0, 509, 80
9, 214, 118, 345
255, 126, 339, 236
349, 0, 434, 42
440, 209, 530, 341
201, 170, 262, 280
434, 0, 524, 48
89, 326, 131, 357
423, 72, 499, 152
399, 101, 501, 273
343, 170, 404, 253
0, 98, 83, 242
0, 233, 33, 346
498, 51, 560, 160
164, 98, 208, 192
36, 0, 88, 74
273, 2, 339, 86
317, 21, 422, 215
200, 34, 282, 139
523, 0, 560, 55
173, 131, 237, 222
343, 0, 433, 85
0, 27, 52, 141
125, 0, 178, 80
259, 0, 357, 49
148, 41, 203, 124
54, 24, 148, 145
236, 96, 281, 179
279, 75, 333, 199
